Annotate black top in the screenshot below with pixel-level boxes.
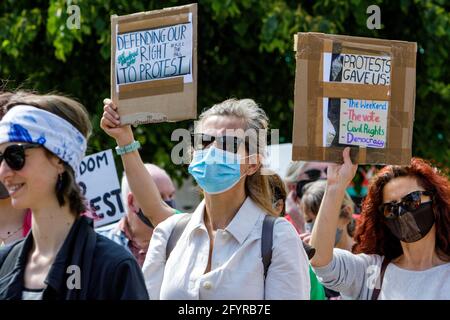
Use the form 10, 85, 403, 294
0, 216, 149, 300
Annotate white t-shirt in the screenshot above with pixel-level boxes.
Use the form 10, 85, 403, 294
380, 261, 450, 299
313, 248, 450, 300
142, 197, 310, 300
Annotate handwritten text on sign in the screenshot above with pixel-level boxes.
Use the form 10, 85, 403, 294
340, 54, 391, 85
76, 150, 124, 227
116, 22, 193, 85
338, 99, 388, 148
324, 53, 391, 85
323, 52, 391, 149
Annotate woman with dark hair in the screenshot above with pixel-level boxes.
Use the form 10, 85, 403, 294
310, 148, 450, 300
0, 91, 148, 300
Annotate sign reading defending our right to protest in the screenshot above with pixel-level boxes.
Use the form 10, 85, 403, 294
111, 4, 198, 126
115, 22, 193, 85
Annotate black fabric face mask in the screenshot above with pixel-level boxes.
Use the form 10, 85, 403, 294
384, 202, 435, 243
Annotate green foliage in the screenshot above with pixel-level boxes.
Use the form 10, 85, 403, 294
0, 0, 449, 185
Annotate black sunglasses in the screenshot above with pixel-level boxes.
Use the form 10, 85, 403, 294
0, 143, 41, 171
295, 168, 328, 199
191, 133, 247, 154
378, 190, 433, 219
303, 168, 328, 180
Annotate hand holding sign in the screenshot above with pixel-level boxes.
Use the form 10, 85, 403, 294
100, 99, 175, 228
100, 98, 135, 146
326, 147, 358, 191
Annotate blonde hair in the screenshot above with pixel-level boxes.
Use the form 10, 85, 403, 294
284, 161, 307, 186
198, 98, 278, 216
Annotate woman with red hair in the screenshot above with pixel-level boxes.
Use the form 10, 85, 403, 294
310, 148, 450, 299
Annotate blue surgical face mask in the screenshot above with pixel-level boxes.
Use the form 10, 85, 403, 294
188, 146, 244, 194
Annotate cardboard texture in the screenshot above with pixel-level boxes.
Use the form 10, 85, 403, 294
292, 32, 417, 165
111, 4, 197, 125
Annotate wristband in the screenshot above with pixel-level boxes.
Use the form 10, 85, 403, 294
115, 140, 141, 155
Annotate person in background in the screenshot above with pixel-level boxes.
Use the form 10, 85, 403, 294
268, 173, 287, 217
96, 163, 178, 267
311, 148, 450, 300
299, 179, 356, 299
284, 161, 330, 234
268, 172, 326, 300
347, 165, 377, 214
0, 183, 31, 248
300, 180, 356, 252
0, 92, 31, 246
0, 182, 31, 247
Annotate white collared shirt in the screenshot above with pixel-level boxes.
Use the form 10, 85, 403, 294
142, 197, 310, 300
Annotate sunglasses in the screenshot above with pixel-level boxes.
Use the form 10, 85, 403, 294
295, 168, 328, 199
192, 133, 248, 154
303, 168, 328, 180
378, 190, 433, 219
0, 143, 41, 171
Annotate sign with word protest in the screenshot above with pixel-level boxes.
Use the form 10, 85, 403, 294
292, 33, 417, 164
111, 4, 197, 125
77, 150, 124, 227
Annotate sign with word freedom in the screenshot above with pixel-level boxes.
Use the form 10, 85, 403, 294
77, 149, 124, 227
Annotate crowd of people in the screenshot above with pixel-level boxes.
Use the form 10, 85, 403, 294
0, 91, 449, 300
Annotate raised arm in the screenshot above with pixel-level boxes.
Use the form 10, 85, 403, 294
100, 98, 174, 226
310, 147, 357, 267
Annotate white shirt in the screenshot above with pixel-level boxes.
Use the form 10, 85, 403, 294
142, 197, 310, 300
313, 248, 450, 300
380, 261, 450, 299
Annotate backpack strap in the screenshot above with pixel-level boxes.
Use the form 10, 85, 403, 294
165, 213, 276, 281
302, 241, 316, 260
261, 215, 276, 279
0, 241, 23, 279
166, 214, 192, 260
371, 257, 390, 300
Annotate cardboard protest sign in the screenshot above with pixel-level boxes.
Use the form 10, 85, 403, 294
111, 4, 197, 125
77, 150, 124, 227
292, 33, 417, 164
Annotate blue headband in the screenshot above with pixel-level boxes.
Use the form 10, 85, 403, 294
0, 105, 87, 174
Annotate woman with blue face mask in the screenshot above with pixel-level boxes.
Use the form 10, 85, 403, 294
100, 98, 311, 300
